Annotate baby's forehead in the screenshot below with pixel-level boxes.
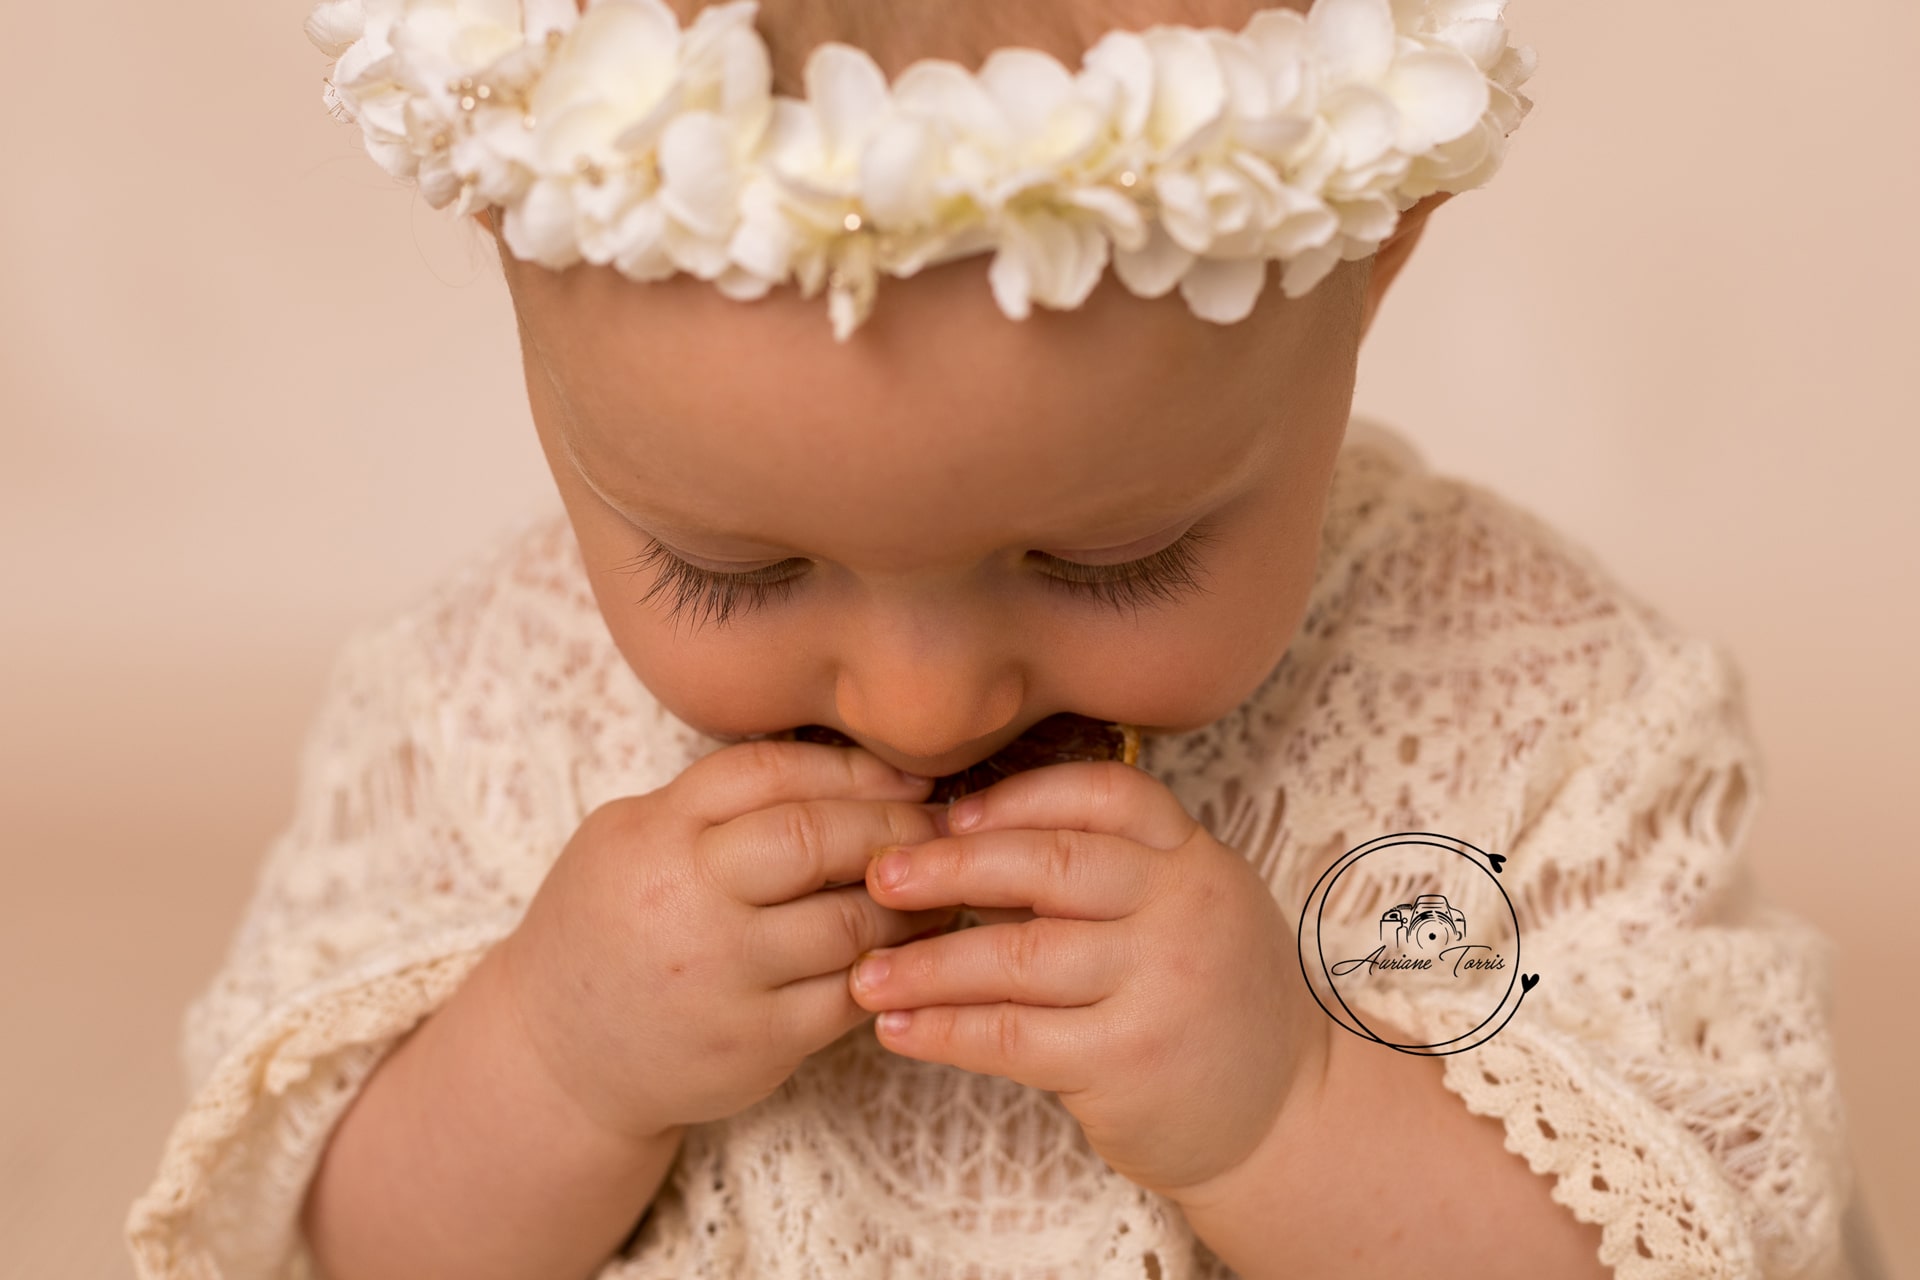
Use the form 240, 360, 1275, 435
524, 253, 1336, 548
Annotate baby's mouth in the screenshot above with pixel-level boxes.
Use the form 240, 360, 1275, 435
775, 713, 1141, 804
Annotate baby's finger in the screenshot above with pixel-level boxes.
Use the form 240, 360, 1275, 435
940, 760, 1196, 851
871, 827, 1151, 921
849, 916, 1120, 1011
752, 885, 959, 988
668, 738, 931, 828
704, 798, 946, 906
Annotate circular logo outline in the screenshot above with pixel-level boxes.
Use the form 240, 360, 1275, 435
1295, 831, 1534, 1056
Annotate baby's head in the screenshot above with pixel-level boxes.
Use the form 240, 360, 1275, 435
479, 0, 1450, 779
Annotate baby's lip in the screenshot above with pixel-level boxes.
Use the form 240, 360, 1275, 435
716, 724, 1159, 753
716, 718, 1145, 812
788, 715, 1140, 801
870, 748, 1001, 781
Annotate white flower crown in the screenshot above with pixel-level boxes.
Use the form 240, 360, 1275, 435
305, 0, 1536, 341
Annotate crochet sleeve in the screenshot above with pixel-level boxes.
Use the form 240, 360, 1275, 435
1431, 632, 1853, 1280
123, 619, 524, 1280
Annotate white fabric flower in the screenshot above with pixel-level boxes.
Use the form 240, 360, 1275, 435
307, 0, 1537, 340
926, 47, 1123, 321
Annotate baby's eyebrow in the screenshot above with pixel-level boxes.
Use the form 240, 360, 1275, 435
561, 424, 1241, 552
558, 429, 686, 530
565, 434, 788, 544
570, 459, 719, 540
591, 470, 1220, 555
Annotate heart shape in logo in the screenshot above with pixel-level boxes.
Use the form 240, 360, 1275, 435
1486, 851, 1507, 873
1521, 973, 1540, 993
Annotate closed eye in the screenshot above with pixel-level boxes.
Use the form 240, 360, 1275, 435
1028, 523, 1222, 615
613, 521, 1224, 633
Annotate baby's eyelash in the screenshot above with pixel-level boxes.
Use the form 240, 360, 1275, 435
1036, 524, 1222, 618
619, 541, 803, 634
614, 524, 1223, 634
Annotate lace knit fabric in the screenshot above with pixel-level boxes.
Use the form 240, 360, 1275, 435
124, 415, 1852, 1279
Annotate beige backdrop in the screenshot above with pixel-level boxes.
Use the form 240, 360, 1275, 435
3, 0, 1914, 1275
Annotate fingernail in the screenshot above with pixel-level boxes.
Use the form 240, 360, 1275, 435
854, 949, 893, 991
897, 768, 933, 786
949, 795, 984, 832
878, 1010, 913, 1034
874, 849, 911, 890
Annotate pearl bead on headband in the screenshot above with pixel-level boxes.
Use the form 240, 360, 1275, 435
304, 0, 1537, 341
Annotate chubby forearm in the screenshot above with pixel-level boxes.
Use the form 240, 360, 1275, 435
1173, 1017, 1610, 1280
301, 941, 686, 1280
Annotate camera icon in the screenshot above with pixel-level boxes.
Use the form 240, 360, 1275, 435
1380, 893, 1467, 953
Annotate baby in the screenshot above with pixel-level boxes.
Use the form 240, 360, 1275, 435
125, 0, 1856, 1277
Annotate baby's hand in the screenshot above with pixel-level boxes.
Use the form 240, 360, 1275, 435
496, 742, 958, 1144
850, 761, 1329, 1201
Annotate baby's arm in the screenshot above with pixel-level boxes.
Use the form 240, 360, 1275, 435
301, 937, 684, 1280
1178, 1003, 1611, 1278
125, 589, 952, 1279
1193, 628, 1847, 1279
124, 616, 657, 1279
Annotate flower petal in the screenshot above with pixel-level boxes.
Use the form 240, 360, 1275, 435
304, 0, 367, 56
728, 175, 796, 278
609, 199, 672, 279
1059, 183, 1149, 252
1319, 82, 1398, 169
803, 42, 892, 169
1111, 219, 1196, 298
1309, 0, 1396, 88
975, 47, 1077, 139
1155, 170, 1213, 253
1383, 48, 1489, 152
1240, 7, 1313, 114
1020, 209, 1111, 311
859, 113, 943, 227
1331, 192, 1398, 243
1079, 30, 1154, 143
1142, 28, 1228, 158
1433, 16, 1509, 73
1262, 188, 1339, 257
715, 23, 773, 120
519, 0, 579, 43
657, 109, 740, 239
545, 0, 680, 114
503, 176, 582, 268
1278, 238, 1343, 298
1180, 255, 1269, 323
892, 60, 1006, 139
677, 0, 758, 70
986, 224, 1037, 321
711, 261, 776, 301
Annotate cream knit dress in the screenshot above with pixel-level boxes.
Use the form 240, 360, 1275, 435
123, 416, 1854, 1279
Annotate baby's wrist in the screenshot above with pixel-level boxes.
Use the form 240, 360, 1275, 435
477, 934, 685, 1152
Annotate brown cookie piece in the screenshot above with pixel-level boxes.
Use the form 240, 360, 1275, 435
779, 713, 1141, 804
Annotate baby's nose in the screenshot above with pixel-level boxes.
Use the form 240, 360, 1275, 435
833, 671, 1029, 782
